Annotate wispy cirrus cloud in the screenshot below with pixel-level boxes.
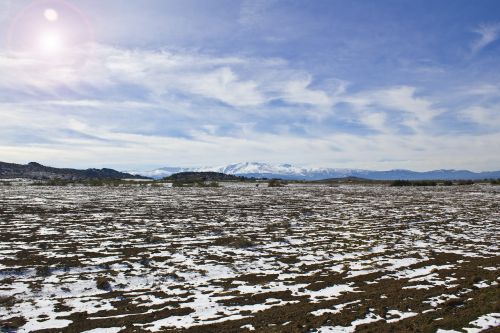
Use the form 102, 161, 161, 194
472, 22, 500, 53
338, 86, 443, 134
460, 105, 500, 128
238, 0, 275, 28
1, 44, 441, 136
2, 102, 500, 171
0, 44, 333, 109
1, 41, 499, 171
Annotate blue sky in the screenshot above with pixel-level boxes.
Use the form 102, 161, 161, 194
0, 0, 499, 171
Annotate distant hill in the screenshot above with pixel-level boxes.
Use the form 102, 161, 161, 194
0, 161, 146, 180
316, 176, 374, 183
130, 162, 500, 181
164, 172, 248, 182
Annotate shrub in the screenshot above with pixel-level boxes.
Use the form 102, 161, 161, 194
390, 180, 412, 187
32, 179, 70, 186
140, 255, 151, 267
442, 180, 453, 186
390, 180, 437, 186
172, 181, 220, 187
145, 235, 163, 243
489, 178, 500, 185
0, 316, 27, 331
0, 296, 16, 308
96, 276, 112, 291
213, 236, 254, 248
412, 180, 437, 186
36, 266, 52, 277
195, 181, 220, 187
268, 179, 286, 187
457, 180, 474, 185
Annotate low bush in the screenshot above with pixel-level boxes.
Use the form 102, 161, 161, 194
96, 276, 112, 291
390, 180, 412, 186
412, 180, 437, 186
35, 265, 52, 277
33, 179, 71, 186
391, 180, 437, 186
489, 178, 500, 185
213, 236, 255, 248
172, 181, 220, 187
0, 316, 27, 331
268, 179, 286, 187
32, 179, 151, 187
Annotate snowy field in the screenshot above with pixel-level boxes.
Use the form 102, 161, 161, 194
0, 184, 499, 332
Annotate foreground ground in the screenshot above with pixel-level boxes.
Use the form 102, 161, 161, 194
0, 183, 499, 332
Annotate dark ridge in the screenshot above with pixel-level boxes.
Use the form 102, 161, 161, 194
164, 171, 249, 182
315, 176, 372, 183
0, 161, 147, 180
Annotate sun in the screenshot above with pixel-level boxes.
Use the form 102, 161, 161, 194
39, 9, 64, 56
39, 30, 64, 54
44, 8, 59, 22
7, 1, 95, 63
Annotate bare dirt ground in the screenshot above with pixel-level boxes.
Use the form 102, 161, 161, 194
0, 184, 499, 332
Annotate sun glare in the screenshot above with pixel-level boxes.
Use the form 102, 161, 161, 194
39, 31, 64, 54
8, 2, 95, 64
44, 8, 59, 22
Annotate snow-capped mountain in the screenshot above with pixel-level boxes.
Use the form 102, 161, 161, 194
201, 162, 340, 177
204, 162, 366, 180
127, 162, 500, 180
129, 167, 194, 179
127, 162, 359, 179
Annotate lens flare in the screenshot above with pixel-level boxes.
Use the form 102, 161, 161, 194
7, 0, 95, 65
39, 31, 63, 54
44, 8, 58, 21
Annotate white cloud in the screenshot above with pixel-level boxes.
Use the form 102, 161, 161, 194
238, 0, 275, 28
0, 44, 338, 109
340, 86, 442, 132
0, 50, 114, 94
472, 23, 500, 53
0, 92, 498, 172
460, 105, 500, 127
1, 44, 499, 171
281, 75, 333, 107
461, 84, 500, 96
181, 67, 265, 107
1, 111, 499, 171
361, 112, 387, 133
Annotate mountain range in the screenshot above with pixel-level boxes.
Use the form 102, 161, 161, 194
0, 161, 145, 180
128, 162, 500, 181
